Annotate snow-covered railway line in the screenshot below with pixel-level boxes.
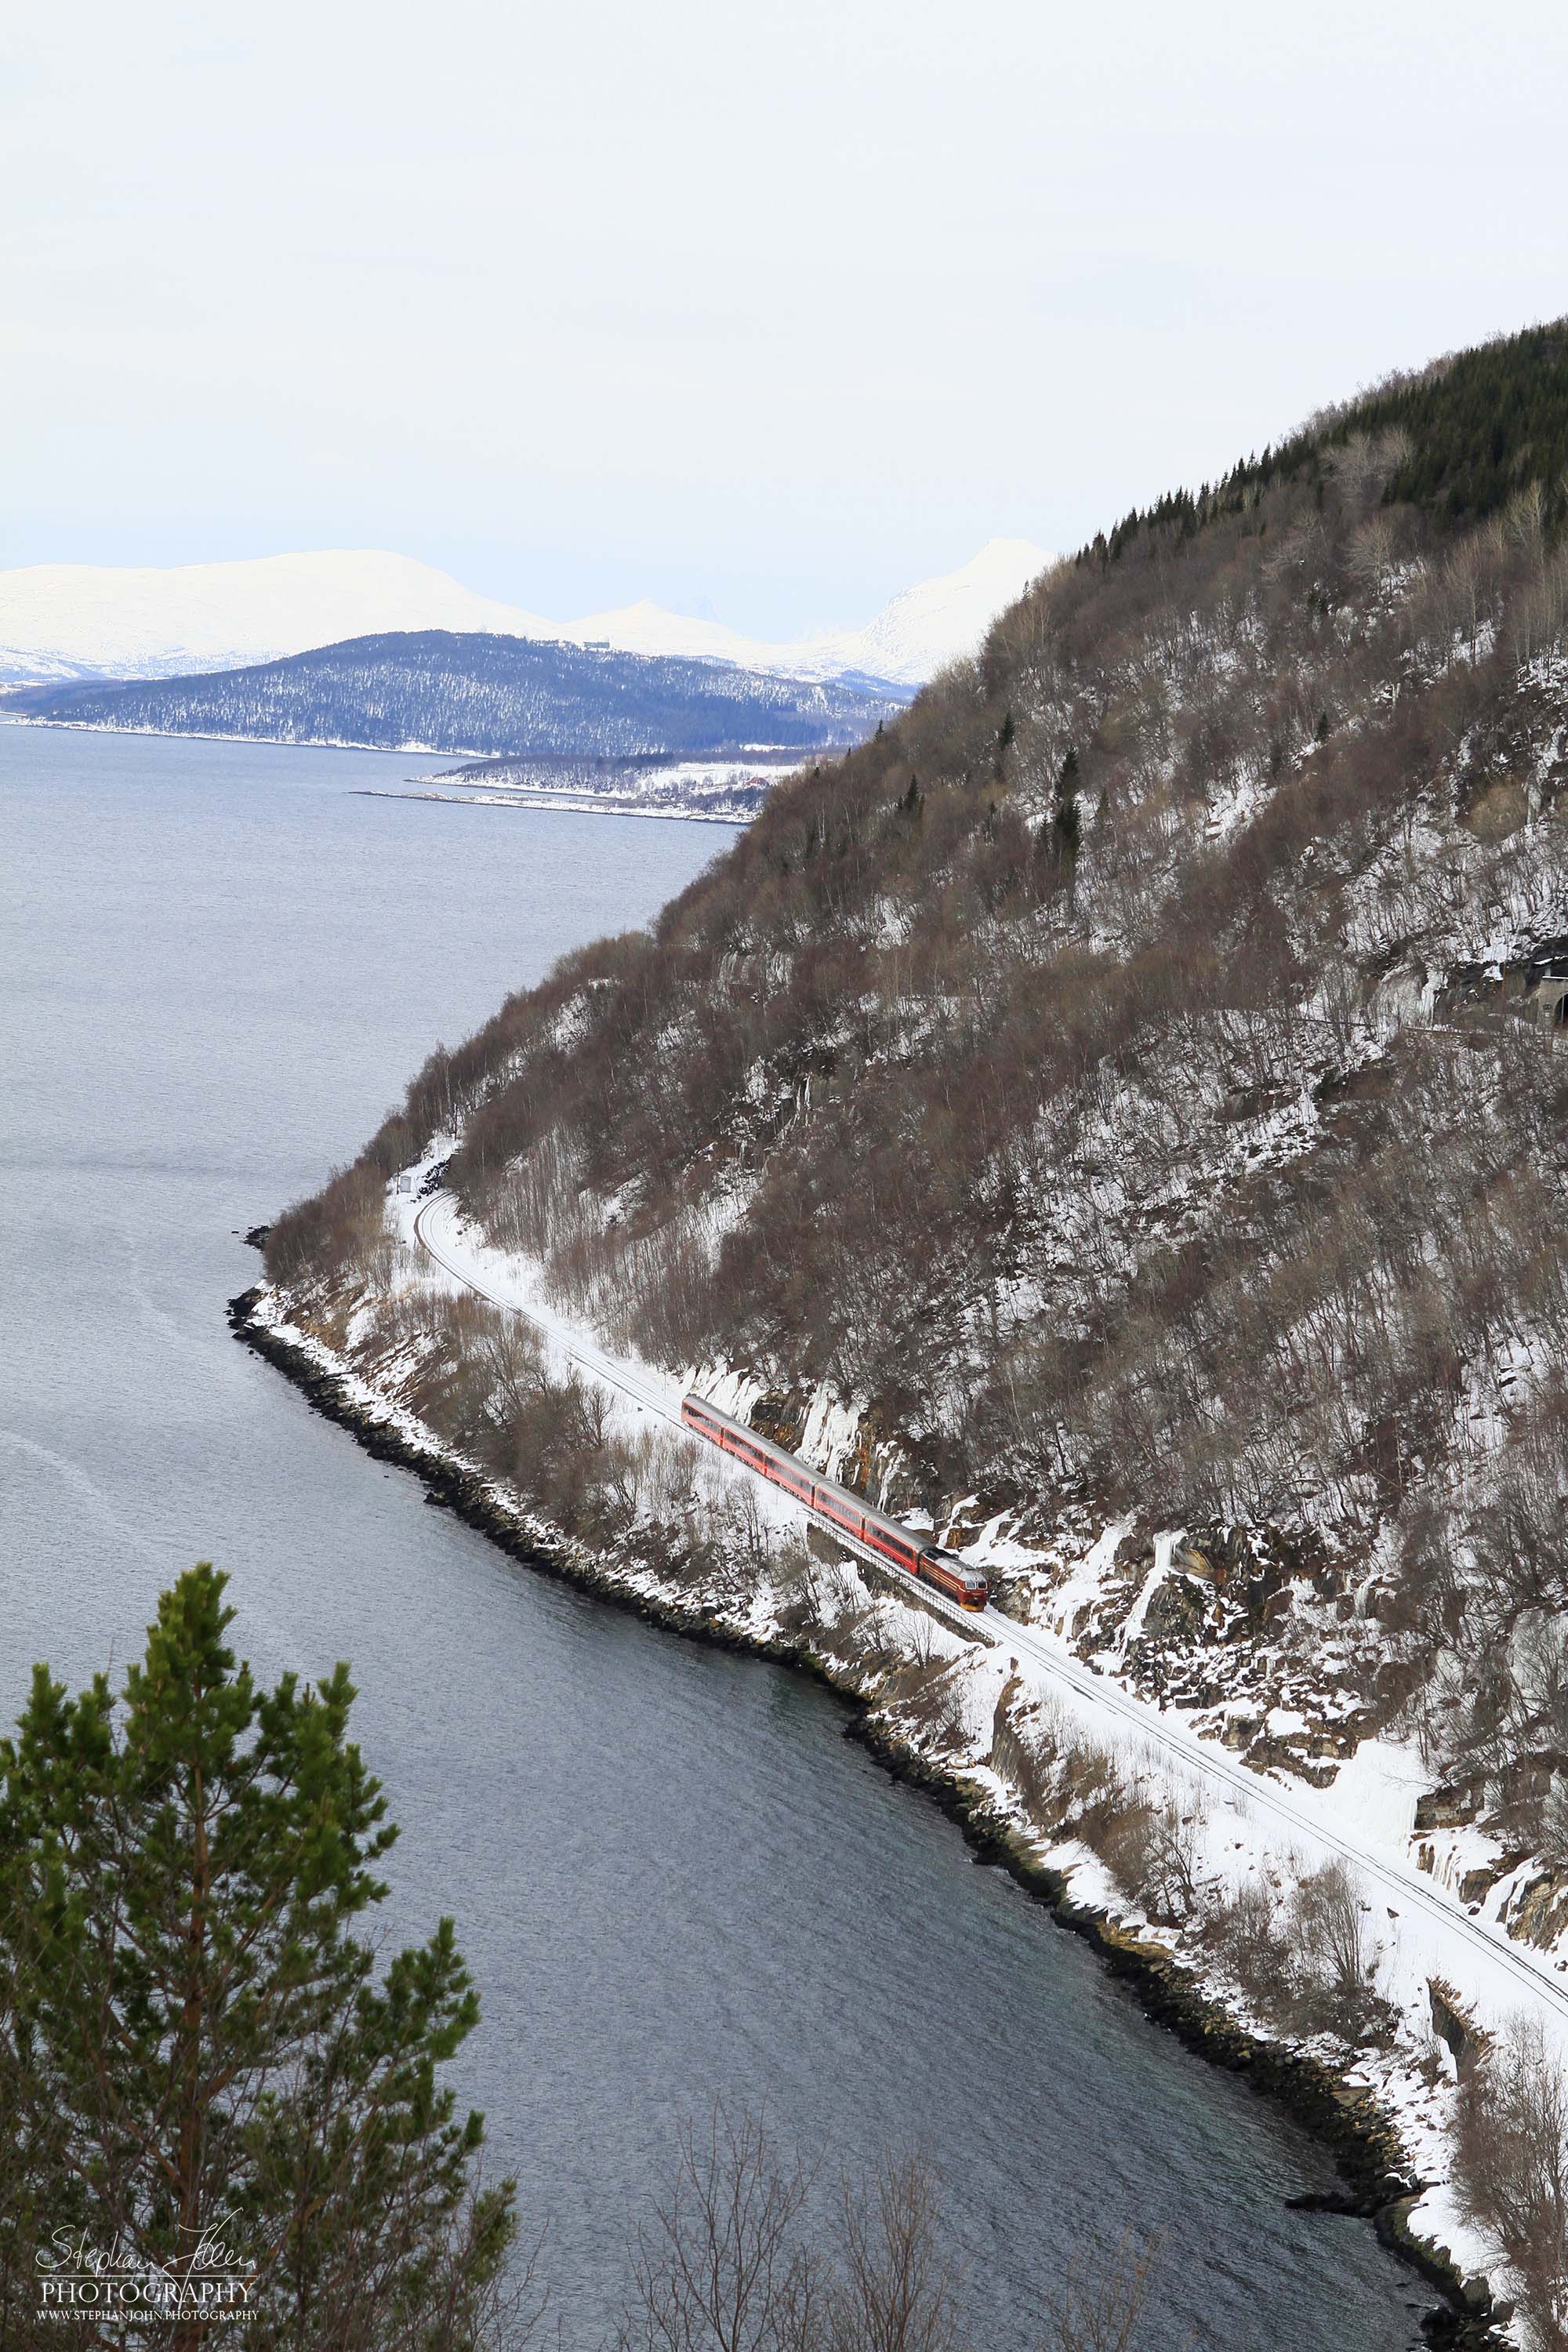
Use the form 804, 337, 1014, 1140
413, 1196, 671, 1421
408, 1189, 1568, 2034
996, 1610, 1568, 2024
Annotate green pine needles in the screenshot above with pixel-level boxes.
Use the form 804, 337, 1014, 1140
0, 1565, 529, 2352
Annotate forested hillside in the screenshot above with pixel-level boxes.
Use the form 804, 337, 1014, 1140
274, 321, 1568, 1910
0, 630, 902, 757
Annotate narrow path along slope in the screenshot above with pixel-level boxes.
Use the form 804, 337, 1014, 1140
409, 1188, 1568, 2051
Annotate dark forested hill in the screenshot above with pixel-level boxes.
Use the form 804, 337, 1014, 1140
0, 630, 904, 757
272, 319, 1568, 1939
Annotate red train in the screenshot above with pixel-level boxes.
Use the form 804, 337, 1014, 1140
680, 1393, 989, 1612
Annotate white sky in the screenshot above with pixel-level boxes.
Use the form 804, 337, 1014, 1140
7, 0, 1568, 636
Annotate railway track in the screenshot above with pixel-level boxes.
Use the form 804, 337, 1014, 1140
410, 1189, 1568, 2030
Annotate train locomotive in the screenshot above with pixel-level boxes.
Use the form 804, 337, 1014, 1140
680, 1393, 989, 1612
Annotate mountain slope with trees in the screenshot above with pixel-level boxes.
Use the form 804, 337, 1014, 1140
271, 319, 1568, 1882
1, 631, 903, 758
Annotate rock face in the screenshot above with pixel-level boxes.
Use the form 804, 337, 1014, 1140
1498, 1867, 1568, 1951
1417, 1784, 1485, 1834
1428, 1979, 1489, 2073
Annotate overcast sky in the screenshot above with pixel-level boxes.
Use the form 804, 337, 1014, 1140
7, 0, 1568, 635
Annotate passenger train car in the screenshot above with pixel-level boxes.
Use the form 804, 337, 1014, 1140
680, 1393, 989, 1611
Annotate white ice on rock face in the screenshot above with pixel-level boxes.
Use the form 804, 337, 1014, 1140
0, 539, 1051, 691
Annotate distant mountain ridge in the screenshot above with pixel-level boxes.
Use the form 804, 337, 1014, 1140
564, 539, 1050, 684
0, 630, 903, 760
0, 540, 1047, 691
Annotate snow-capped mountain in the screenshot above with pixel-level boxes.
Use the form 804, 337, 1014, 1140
0, 551, 555, 686
817, 538, 1051, 683
569, 539, 1051, 686
0, 540, 1048, 691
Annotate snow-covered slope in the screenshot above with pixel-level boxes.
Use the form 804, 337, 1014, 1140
0, 551, 554, 685
0, 541, 1049, 691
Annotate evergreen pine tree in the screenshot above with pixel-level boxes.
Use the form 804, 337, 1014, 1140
994, 710, 1015, 784
0, 1566, 531, 2352
1054, 746, 1082, 866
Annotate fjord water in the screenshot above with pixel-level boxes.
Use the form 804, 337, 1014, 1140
2, 724, 1431, 2350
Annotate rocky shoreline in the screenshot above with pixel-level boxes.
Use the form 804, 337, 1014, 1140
228, 1279, 1506, 2347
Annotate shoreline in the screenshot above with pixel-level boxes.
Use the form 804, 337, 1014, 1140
0, 712, 853, 766
228, 1278, 1506, 2347
348, 787, 751, 825
0, 713, 466, 757
0, 716, 773, 822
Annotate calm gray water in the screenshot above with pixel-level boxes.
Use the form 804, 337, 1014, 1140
1, 724, 1434, 2350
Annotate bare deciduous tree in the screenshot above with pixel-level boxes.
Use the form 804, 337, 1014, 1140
1047, 2235, 1163, 2352
611, 2107, 1167, 2352
609, 2104, 818, 2352
1291, 1860, 1370, 2002
1456, 2016, 1568, 2350
828, 2149, 967, 2352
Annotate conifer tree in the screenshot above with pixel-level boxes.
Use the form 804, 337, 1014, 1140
1054, 746, 1081, 866
994, 710, 1015, 776
0, 1566, 532, 2352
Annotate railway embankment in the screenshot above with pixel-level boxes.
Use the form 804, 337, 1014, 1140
230, 1270, 1508, 2347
